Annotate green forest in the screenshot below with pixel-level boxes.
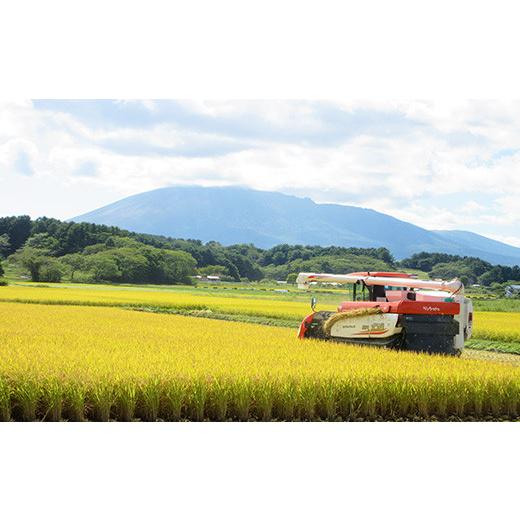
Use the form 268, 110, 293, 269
1, 215, 520, 288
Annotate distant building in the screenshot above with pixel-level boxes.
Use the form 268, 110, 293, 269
505, 285, 520, 297
192, 274, 221, 282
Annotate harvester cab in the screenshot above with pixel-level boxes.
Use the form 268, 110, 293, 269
296, 271, 473, 356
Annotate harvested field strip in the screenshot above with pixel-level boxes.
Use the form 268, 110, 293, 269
462, 347, 520, 366
466, 339, 520, 356
472, 299, 520, 313
0, 302, 519, 421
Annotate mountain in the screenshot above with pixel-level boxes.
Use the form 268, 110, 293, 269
72, 186, 520, 265
431, 230, 520, 266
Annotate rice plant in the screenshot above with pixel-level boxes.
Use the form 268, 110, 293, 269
0, 285, 310, 321
1, 285, 519, 345
0, 302, 519, 421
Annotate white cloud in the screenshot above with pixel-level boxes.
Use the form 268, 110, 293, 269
485, 234, 520, 248
0, 99, 519, 248
0, 138, 39, 175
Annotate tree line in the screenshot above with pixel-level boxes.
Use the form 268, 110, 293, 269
401, 252, 520, 286
1, 215, 519, 287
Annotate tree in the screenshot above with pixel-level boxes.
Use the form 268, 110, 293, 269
417, 258, 434, 272
430, 262, 477, 284
0, 234, 11, 258
0, 261, 4, 277
39, 259, 63, 282
0, 216, 31, 254
160, 250, 197, 284
226, 252, 264, 281
9, 216, 32, 250
198, 265, 230, 276
110, 248, 149, 283
286, 273, 297, 284
83, 243, 108, 255
86, 255, 121, 282
9, 247, 50, 282
61, 253, 85, 281
26, 233, 59, 254
478, 266, 506, 286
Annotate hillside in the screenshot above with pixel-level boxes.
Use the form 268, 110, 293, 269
3, 214, 520, 287
72, 186, 520, 265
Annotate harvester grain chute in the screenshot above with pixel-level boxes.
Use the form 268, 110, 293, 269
296, 271, 473, 356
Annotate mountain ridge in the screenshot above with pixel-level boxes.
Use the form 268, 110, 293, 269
72, 186, 520, 266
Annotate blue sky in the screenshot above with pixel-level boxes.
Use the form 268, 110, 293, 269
1, 100, 520, 246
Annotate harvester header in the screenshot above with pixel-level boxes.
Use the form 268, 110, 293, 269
296, 271, 464, 294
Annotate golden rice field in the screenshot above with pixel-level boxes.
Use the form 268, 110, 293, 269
0, 284, 308, 320
1, 302, 519, 421
470, 312, 520, 343
0, 285, 519, 343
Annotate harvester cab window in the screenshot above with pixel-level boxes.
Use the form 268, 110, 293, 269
352, 281, 369, 301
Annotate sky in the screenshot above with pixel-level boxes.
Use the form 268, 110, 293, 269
1, 99, 520, 246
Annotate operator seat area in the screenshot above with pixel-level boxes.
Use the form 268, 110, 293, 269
372, 285, 388, 302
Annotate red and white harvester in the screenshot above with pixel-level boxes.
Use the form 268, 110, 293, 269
296, 272, 473, 356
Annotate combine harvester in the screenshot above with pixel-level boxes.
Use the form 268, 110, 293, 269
296, 271, 473, 356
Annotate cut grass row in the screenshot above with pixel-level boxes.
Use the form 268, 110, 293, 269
466, 339, 520, 356
1, 302, 519, 421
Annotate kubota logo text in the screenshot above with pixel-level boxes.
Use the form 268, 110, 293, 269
422, 306, 440, 312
